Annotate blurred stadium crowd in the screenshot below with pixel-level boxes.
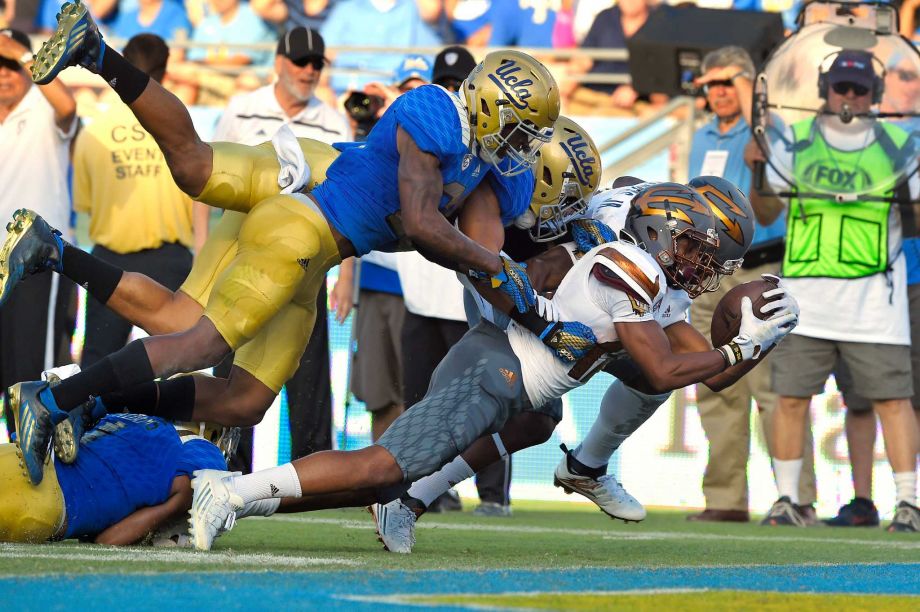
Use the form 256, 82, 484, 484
0, 0, 918, 532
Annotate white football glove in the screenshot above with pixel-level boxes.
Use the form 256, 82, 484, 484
535, 294, 561, 322
759, 275, 800, 323
719, 296, 798, 365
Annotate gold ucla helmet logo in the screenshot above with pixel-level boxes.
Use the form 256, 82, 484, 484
526, 116, 601, 242
560, 131, 597, 187
488, 59, 534, 111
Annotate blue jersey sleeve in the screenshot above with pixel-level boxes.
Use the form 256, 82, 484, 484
175, 439, 228, 477
392, 85, 469, 160
487, 168, 534, 226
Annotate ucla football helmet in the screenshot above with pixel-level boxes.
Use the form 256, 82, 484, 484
517, 116, 601, 242
623, 183, 720, 298
688, 176, 755, 280
175, 421, 241, 461
463, 50, 560, 176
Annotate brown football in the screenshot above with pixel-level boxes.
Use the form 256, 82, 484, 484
710, 278, 781, 346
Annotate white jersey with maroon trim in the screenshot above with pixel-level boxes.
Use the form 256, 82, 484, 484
579, 181, 693, 327
507, 241, 670, 408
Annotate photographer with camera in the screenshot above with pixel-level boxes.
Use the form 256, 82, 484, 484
212, 26, 351, 472
343, 54, 432, 141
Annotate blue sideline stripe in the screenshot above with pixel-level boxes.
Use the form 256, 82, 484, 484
1, 564, 918, 610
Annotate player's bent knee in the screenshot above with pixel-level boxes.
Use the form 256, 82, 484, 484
361, 446, 404, 487
500, 412, 557, 453
222, 395, 274, 428
165, 142, 212, 198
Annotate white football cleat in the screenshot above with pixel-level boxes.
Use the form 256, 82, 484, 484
368, 499, 416, 554
553, 456, 646, 522
189, 469, 243, 551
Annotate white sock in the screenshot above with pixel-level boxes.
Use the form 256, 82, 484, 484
773, 458, 803, 505
406, 456, 475, 508
236, 497, 281, 519
229, 463, 302, 504
575, 380, 670, 468
893, 471, 917, 505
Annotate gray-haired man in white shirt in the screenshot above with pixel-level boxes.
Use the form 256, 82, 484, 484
0, 28, 78, 441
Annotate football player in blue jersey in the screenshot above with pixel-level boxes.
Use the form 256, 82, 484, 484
0, 402, 228, 545
4, 1, 599, 486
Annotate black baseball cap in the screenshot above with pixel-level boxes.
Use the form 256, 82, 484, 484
432, 46, 476, 86
0, 28, 32, 54
277, 27, 327, 64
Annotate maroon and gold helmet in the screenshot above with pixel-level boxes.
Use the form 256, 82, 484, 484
689, 175, 755, 278
623, 182, 720, 298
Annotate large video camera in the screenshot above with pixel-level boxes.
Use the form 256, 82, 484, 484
343, 91, 385, 141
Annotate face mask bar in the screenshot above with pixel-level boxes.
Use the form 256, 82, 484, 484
663, 228, 720, 298
530, 172, 592, 242
481, 104, 553, 177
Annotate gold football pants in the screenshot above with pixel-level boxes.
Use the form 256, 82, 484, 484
177, 139, 342, 392
0, 445, 65, 542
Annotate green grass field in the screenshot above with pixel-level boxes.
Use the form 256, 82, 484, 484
4, 500, 919, 575
2, 501, 918, 609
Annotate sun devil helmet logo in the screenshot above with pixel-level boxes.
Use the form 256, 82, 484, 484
488, 59, 534, 111
560, 132, 596, 187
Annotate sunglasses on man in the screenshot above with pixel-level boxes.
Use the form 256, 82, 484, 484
831, 81, 870, 96
0, 57, 23, 72
702, 79, 734, 94
291, 56, 324, 71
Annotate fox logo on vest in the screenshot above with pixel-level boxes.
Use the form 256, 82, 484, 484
802, 163, 872, 192
560, 131, 597, 186
488, 59, 534, 111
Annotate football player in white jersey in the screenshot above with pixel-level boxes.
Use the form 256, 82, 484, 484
187, 180, 797, 552
371, 176, 791, 553
552, 175, 769, 521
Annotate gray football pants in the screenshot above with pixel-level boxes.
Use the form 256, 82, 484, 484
377, 321, 531, 482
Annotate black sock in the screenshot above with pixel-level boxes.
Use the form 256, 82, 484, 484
102, 376, 196, 421
51, 340, 154, 410
98, 44, 150, 105
101, 381, 159, 414
566, 449, 606, 480
152, 376, 196, 421
62, 244, 123, 304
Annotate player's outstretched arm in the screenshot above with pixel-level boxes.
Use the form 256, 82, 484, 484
619, 288, 797, 393
662, 321, 764, 392
617, 321, 728, 394
94, 476, 192, 546
396, 128, 503, 275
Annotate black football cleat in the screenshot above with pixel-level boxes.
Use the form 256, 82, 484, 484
0, 209, 64, 307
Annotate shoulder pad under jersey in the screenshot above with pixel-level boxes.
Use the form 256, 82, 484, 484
585, 181, 653, 232
589, 242, 663, 306
393, 85, 470, 158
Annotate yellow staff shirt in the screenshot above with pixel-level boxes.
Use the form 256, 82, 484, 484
73, 95, 195, 253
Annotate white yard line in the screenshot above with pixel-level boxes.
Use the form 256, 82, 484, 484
341, 588, 711, 610
266, 515, 920, 550
0, 543, 361, 568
